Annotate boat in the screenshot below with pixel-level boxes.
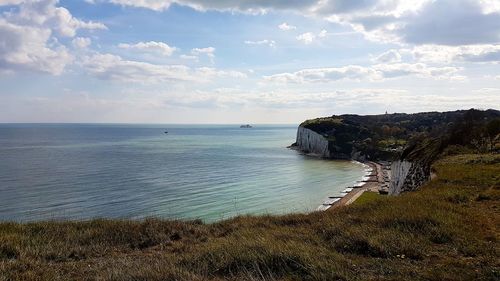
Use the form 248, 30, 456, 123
164, 131, 168, 134
240, 124, 253, 128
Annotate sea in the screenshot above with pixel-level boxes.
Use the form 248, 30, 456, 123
0, 124, 368, 222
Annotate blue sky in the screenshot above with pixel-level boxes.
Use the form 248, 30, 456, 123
0, 0, 499, 123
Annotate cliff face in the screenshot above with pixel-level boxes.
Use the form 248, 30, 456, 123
295, 127, 331, 158
389, 161, 430, 195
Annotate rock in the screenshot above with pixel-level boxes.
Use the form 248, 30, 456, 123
295, 127, 331, 158
389, 160, 430, 195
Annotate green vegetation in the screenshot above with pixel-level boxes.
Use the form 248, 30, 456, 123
301, 117, 343, 128
1, 154, 498, 280
351, 191, 382, 206
299, 109, 500, 161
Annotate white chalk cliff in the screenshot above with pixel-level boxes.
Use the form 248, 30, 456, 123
295, 127, 331, 158
389, 160, 430, 195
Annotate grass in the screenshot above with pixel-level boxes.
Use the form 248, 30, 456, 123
1, 154, 499, 280
301, 117, 343, 128
351, 191, 383, 206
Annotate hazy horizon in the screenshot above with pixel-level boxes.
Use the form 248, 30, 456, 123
0, 107, 498, 125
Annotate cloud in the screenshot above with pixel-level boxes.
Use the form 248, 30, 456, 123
195, 67, 247, 79
265, 65, 378, 83
103, 0, 500, 47
0, 19, 72, 75
372, 49, 402, 63
6, 0, 106, 37
106, 0, 316, 13
321, 0, 500, 46
374, 63, 463, 80
81, 53, 194, 83
72, 37, 91, 49
152, 87, 500, 114
296, 30, 328, 44
264, 63, 463, 83
0, 0, 24, 5
278, 22, 296, 31
118, 41, 177, 56
399, 0, 500, 45
108, 0, 174, 11
81, 53, 246, 83
191, 47, 215, 58
244, 39, 276, 47
0, 0, 105, 75
296, 32, 315, 44
406, 44, 500, 63
180, 54, 197, 60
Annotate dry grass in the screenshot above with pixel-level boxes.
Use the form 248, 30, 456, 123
1, 154, 499, 280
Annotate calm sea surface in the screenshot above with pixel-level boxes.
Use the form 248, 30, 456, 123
0, 124, 366, 222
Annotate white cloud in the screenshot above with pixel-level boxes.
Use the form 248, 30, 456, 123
0, 0, 105, 75
81, 53, 194, 83
0, 0, 24, 5
106, 0, 315, 13
81, 53, 246, 83
265, 65, 378, 83
296, 32, 315, 44
72, 37, 91, 49
0, 19, 72, 75
6, 0, 106, 37
195, 67, 247, 79
322, 0, 500, 46
180, 54, 197, 60
108, 0, 174, 11
118, 41, 177, 56
278, 22, 296, 31
373, 49, 402, 63
191, 47, 215, 58
406, 44, 500, 63
264, 63, 463, 83
147, 87, 500, 114
373, 63, 463, 80
104, 0, 500, 47
296, 30, 329, 44
244, 39, 276, 47
397, 0, 500, 45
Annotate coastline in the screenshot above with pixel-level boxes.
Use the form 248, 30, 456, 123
289, 146, 388, 211
328, 161, 383, 209
316, 161, 388, 211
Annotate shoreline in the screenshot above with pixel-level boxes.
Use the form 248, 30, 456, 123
288, 146, 388, 211
316, 161, 388, 211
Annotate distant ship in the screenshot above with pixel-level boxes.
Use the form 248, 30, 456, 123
240, 124, 253, 128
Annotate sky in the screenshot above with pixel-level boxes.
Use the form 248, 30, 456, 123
0, 0, 499, 124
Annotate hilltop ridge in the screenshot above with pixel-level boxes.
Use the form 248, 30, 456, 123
294, 109, 500, 161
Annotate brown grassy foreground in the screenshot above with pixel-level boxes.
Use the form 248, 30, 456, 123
1, 154, 499, 281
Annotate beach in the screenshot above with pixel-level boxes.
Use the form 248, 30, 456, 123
317, 161, 390, 211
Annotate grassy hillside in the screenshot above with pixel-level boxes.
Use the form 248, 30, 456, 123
1, 153, 498, 280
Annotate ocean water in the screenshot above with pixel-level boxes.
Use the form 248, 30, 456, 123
0, 124, 366, 222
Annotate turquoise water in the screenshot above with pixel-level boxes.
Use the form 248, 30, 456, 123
0, 124, 366, 222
